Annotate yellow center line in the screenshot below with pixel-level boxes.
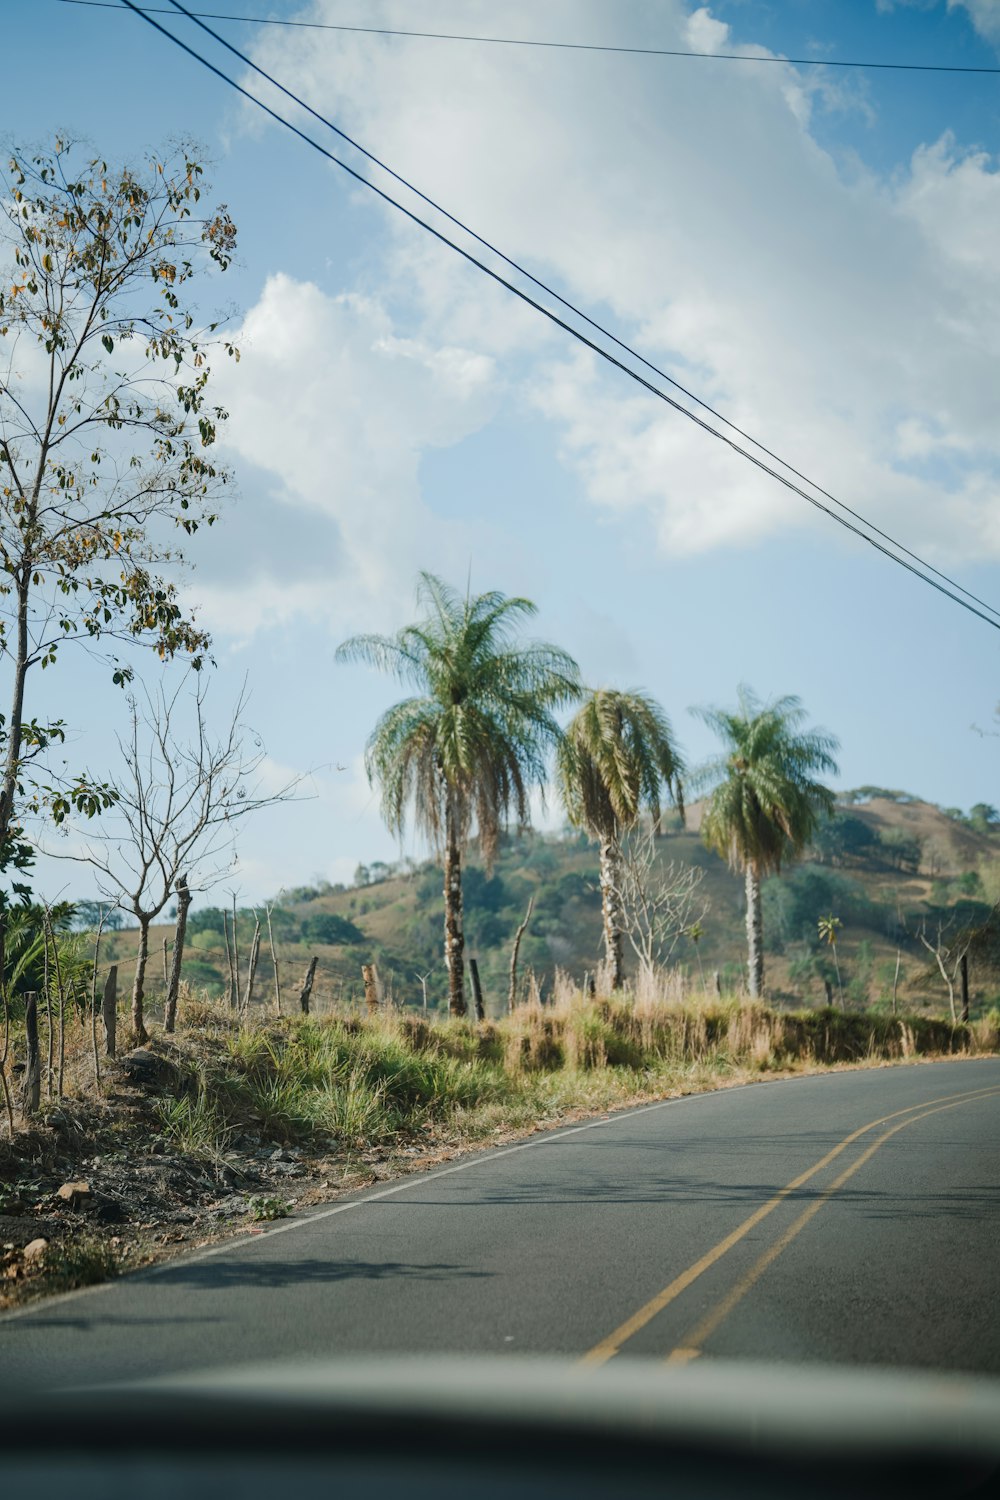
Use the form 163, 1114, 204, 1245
665, 1087, 1000, 1363
579, 1082, 1000, 1367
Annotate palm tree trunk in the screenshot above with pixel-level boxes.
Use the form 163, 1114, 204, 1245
444, 799, 466, 1016
745, 865, 764, 999
599, 838, 625, 990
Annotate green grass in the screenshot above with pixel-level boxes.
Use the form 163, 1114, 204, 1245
154, 1089, 235, 1163
163, 992, 999, 1158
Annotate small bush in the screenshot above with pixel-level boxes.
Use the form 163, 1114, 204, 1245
247, 1194, 290, 1222
39, 1235, 121, 1293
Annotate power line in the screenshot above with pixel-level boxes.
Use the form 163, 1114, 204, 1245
156, 0, 1000, 629
118, 0, 1000, 634
58, 0, 1000, 76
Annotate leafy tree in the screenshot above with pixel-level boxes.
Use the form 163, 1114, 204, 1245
557, 688, 683, 988
762, 867, 877, 951
461, 866, 507, 913
70, 899, 125, 931
0, 138, 237, 895
809, 812, 876, 866
337, 572, 580, 1014
301, 911, 363, 946
695, 687, 839, 998
876, 827, 922, 873
187, 906, 227, 936
968, 803, 1000, 835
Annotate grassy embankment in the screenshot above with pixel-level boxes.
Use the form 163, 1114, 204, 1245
164, 985, 1000, 1155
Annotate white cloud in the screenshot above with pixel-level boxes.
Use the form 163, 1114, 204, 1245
949, 0, 1000, 47
228, 0, 1000, 572
191, 271, 504, 637
684, 6, 731, 53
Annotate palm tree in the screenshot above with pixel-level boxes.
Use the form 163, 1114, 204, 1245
695, 687, 839, 999
557, 689, 684, 990
336, 573, 580, 1016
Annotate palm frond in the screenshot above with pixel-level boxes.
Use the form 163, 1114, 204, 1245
558, 688, 685, 843
340, 574, 580, 865
695, 686, 839, 876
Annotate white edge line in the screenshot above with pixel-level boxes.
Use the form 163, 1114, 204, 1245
3, 1057, 997, 1324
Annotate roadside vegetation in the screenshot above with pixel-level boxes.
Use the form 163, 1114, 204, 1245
3, 970, 997, 1309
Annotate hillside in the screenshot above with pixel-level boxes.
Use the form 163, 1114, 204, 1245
94, 791, 1000, 1021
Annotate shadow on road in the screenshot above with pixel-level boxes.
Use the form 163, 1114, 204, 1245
142, 1257, 494, 1291
4, 1312, 222, 1333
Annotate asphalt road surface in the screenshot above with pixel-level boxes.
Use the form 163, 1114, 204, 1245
3, 1057, 999, 1387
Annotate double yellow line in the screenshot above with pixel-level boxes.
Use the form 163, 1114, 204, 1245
581, 1082, 1000, 1367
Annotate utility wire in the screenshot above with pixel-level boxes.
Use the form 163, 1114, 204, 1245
59, 0, 1000, 76
159, 0, 1000, 627
118, 0, 1000, 633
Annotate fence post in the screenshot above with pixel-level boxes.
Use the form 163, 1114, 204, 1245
469, 958, 486, 1022
163, 874, 192, 1034
299, 955, 318, 1015
22, 991, 40, 1115
102, 965, 118, 1059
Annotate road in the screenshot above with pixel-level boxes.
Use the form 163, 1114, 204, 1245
3, 1057, 999, 1386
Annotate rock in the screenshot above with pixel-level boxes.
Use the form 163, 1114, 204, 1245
118, 1048, 183, 1091
211, 1196, 249, 1219
23, 1238, 48, 1262
56, 1181, 91, 1207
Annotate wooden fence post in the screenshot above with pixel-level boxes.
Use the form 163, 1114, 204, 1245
163, 874, 192, 1034
299, 955, 318, 1015
469, 958, 486, 1022
22, 991, 40, 1116
241, 917, 262, 1018
960, 952, 970, 1023
362, 963, 379, 1014
102, 965, 118, 1059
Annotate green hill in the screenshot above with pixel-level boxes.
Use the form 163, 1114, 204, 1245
97, 790, 1000, 1021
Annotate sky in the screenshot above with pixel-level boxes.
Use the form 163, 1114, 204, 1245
4, 0, 1000, 905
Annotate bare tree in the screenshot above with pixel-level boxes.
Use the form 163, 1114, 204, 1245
916, 904, 1000, 1024
50, 674, 301, 1044
917, 920, 963, 1024
414, 968, 435, 1013
508, 897, 534, 1013
615, 827, 709, 980
265, 904, 282, 1016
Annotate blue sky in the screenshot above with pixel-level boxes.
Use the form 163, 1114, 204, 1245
5, 0, 1000, 903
